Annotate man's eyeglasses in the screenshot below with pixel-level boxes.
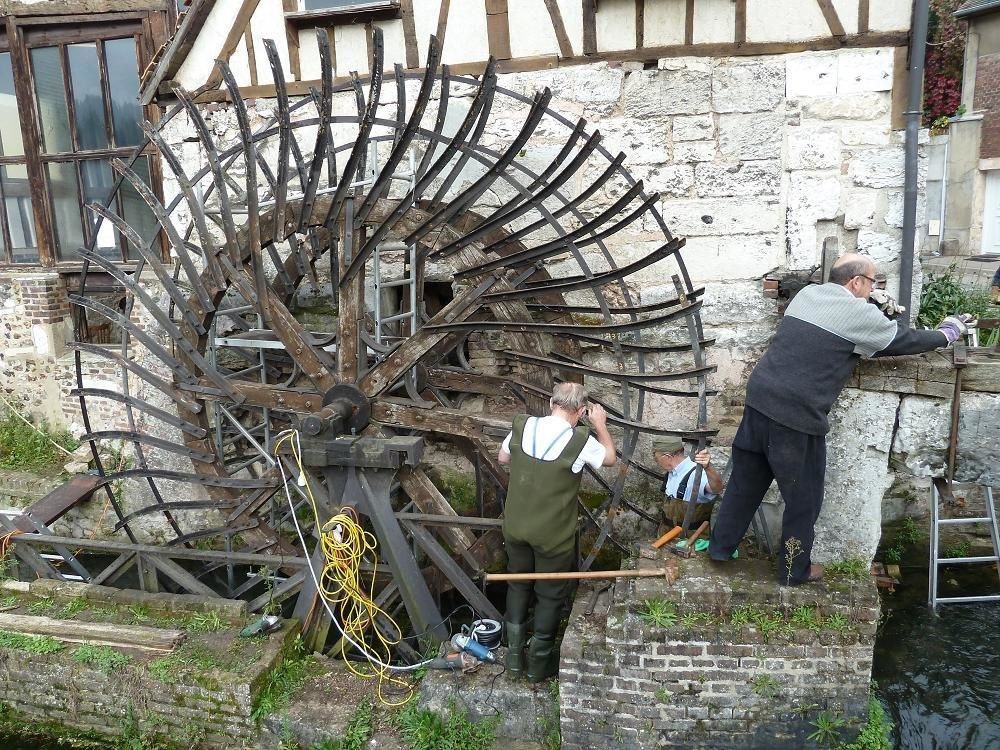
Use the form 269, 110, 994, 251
856, 274, 877, 284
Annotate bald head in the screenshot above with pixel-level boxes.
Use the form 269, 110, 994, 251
829, 253, 877, 299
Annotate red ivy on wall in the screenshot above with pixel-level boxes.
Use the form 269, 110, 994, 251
923, 0, 967, 126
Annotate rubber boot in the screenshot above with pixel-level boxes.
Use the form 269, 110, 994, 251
504, 621, 527, 676
526, 635, 559, 683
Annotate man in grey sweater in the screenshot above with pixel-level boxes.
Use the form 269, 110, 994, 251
708, 254, 972, 584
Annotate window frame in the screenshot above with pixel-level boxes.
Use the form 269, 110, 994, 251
0, 11, 168, 270
283, 0, 400, 25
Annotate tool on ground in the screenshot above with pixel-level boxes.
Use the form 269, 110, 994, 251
239, 614, 282, 638
652, 526, 683, 549
426, 652, 479, 671
584, 581, 612, 616
668, 521, 709, 559
452, 633, 497, 663
486, 564, 678, 585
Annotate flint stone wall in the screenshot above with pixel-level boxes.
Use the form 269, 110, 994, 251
559, 556, 879, 750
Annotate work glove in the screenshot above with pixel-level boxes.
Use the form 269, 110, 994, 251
869, 289, 906, 318
937, 313, 975, 343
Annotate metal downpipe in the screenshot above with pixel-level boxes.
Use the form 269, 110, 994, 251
901, 0, 931, 325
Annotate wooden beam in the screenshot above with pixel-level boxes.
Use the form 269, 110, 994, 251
244, 28, 258, 87
816, 0, 846, 37
735, 0, 747, 44
400, 0, 419, 68
685, 0, 694, 45
485, 0, 511, 60
890, 45, 908, 131
139, 0, 216, 104
435, 0, 451, 55
635, 0, 644, 50
281, 0, 302, 80
146, 554, 219, 597
582, 0, 596, 55
858, 0, 870, 34
190, 32, 909, 104
0, 613, 184, 652
198, 0, 263, 95
542, 0, 574, 58
397, 465, 479, 556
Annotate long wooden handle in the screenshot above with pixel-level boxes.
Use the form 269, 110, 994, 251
485, 568, 672, 582
685, 520, 709, 548
652, 525, 683, 549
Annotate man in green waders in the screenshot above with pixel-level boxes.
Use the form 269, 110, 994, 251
498, 382, 617, 681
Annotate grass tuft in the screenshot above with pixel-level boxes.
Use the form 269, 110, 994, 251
395, 700, 498, 750
0, 630, 63, 654
0, 410, 77, 472
638, 599, 677, 629
72, 644, 131, 673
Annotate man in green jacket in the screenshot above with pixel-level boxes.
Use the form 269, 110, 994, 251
498, 382, 616, 681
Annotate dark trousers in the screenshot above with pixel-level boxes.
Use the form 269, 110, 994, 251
504, 539, 575, 638
708, 406, 826, 584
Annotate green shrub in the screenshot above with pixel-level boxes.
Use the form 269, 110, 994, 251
840, 694, 893, 750
0, 630, 63, 654
72, 644, 131, 673
0, 410, 77, 472
916, 267, 997, 340
395, 701, 498, 750
638, 599, 677, 628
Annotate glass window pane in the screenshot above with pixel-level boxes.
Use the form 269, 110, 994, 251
120, 157, 158, 258
105, 38, 142, 148
2, 164, 40, 263
46, 161, 85, 261
31, 47, 73, 153
80, 159, 120, 260
68, 43, 108, 151
0, 53, 25, 158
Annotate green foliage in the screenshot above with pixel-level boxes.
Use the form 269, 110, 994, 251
251, 648, 313, 723
638, 599, 677, 629
751, 674, 780, 700
654, 687, 671, 703
434, 470, 477, 514
0, 595, 18, 609
916, 267, 995, 329
117, 704, 151, 750
0, 630, 63, 654
73, 644, 131, 673
730, 604, 766, 628
679, 611, 714, 629
27, 597, 56, 615
395, 701, 499, 750
754, 610, 790, 641
897, 517, 921, 546
826, 559, 869, 582
60, 597, 88, 619
808, 711, 847, 747
883, 545, 903, 564
311, 699, 374, 750
126, 605, 151, 624
0, 410, 77, 472
824, 613, 850, 632
0, 555, 16, 581
540, 681, 561, 750
185, 611, 224, 633
790, 606, 821, 632
944, 540, 972, 558
839, 695, 893, 750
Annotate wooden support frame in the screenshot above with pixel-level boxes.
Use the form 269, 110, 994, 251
816, 0, 846, 37
735, 0, 747, 45
858, 0, 870, 34
582, 0, 597, 55
543, 0, 574, 58
485, 0, 511, 61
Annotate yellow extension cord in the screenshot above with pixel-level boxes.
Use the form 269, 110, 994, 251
273, 431, 418, 706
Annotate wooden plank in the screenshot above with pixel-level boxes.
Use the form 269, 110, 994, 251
400, 0, 419, 68
146, 554, 219, 597
542, 0, 574, 58
397, 466, 479, 555
436, 0, 452, 55
244, 29, 258, 87
91, 553, 136, 586
816, 0, 846, 36
281, 0, 302, 80
685, 0, 694, 45
17, 475, 101, 530
858, 0, 870, 34
0, 613, 184, 651
485, 0, 511, 60
139, 0, 216, 104
582, 0, 597, 55
248, 570, 305, 613
396, 512, 503, 528
890, 45, 908, 131
635, 0, 644, 50
735, 0, 747, 44
197, 0, 263, 96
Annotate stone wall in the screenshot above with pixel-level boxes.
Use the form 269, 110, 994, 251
559, 556, 880, 750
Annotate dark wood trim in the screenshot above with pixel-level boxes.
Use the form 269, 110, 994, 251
198, 0, 263, 95
582, 0, 596, 55
365, 20, 374, 69
281, 0, 301, 81
735, 0, 747, 44
890, 45, 908, 131
542, 0, 573, 58
7, 18, 54, 266
244, 28, 258, 87
485, 0, 511, 61
13, 12, 152, 27
194, 31, 911, 103
685, 0, 694, 45
858, 0, 870, 34
22, 21, 144, 47
139, 0, 216, 105
635, 0, 644, 50
283, 1, 399, 24
435, 0, 451, 55
816, 0, 846, 37
400, 0, 419, 68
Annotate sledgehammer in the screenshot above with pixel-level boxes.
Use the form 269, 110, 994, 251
485, 563, 679, 585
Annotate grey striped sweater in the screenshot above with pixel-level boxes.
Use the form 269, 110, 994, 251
745, 283, 947, 435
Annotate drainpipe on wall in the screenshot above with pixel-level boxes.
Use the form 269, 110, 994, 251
900, 0, 931, 326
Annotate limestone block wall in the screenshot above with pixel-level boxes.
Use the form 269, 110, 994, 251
559, 557, 880, 750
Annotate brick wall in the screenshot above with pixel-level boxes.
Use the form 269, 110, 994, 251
559, 557, 879, 750
17, 274, 70, 326
976, 53, 1000, 159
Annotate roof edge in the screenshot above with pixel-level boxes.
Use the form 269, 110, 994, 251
139, 0, 216, 105
955, 0, 1000, 20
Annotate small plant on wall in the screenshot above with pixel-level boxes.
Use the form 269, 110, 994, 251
923, 0, 966, 128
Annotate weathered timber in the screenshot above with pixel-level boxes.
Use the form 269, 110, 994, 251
0, 613, 184, 651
